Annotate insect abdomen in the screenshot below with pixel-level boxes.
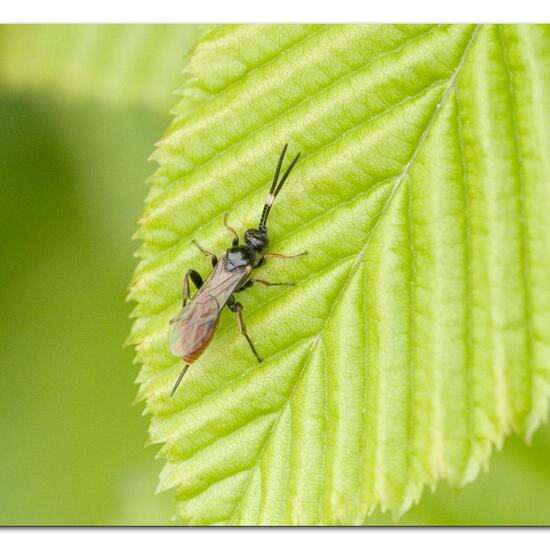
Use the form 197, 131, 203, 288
183, 319, 219, 363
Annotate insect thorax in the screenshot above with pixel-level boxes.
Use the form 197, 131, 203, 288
225, 246, 255, 271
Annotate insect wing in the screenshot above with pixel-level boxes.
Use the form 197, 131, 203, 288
169, 296, 220, 359
205, 258, 252, 305
169, 258, 251, 360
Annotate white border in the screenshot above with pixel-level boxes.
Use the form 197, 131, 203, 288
1, 0, 550, 23
0, 528, 546, 550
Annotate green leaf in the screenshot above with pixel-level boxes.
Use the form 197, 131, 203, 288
0, 25, 200, 111
128, 24, 550, 525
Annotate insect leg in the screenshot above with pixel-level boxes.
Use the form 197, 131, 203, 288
255, 251, 307, 269
234, 278, 294, 292
251, 278, 295, 288
170, 364, 190, 397
223, 213, 239, 246
227, 298, 263, 362
234, 280, 254, 293
264, 251, 308, 260
192, 239, 218, 267
182, 269, 204, 305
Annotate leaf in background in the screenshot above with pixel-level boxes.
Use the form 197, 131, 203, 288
0, 25, 201, 111
129, 24, 550, 524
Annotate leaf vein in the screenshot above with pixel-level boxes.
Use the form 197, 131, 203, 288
497, 25, 534, 423
224, 26, 481, 522
455, 85, 475, 478
155, 25, 441, 199
137, 78, 449, 315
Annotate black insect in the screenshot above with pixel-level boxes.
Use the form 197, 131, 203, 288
168, 144, 306, 396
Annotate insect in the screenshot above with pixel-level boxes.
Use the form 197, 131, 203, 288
168, 144, 307, 397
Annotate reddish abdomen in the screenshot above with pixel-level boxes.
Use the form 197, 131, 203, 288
183, 324, 218, 363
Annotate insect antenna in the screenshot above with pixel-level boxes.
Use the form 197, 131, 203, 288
259, 144, 301, 234
170, 364, 190, 397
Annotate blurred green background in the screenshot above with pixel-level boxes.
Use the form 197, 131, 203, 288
0, 24, 548, 526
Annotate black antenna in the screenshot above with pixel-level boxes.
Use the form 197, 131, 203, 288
259, 144, 301, 234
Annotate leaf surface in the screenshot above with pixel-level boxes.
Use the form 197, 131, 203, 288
129, 24, 550, 524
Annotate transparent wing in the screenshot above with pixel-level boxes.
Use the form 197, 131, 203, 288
169, 296, 220, 359
169, 258, 251, 360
